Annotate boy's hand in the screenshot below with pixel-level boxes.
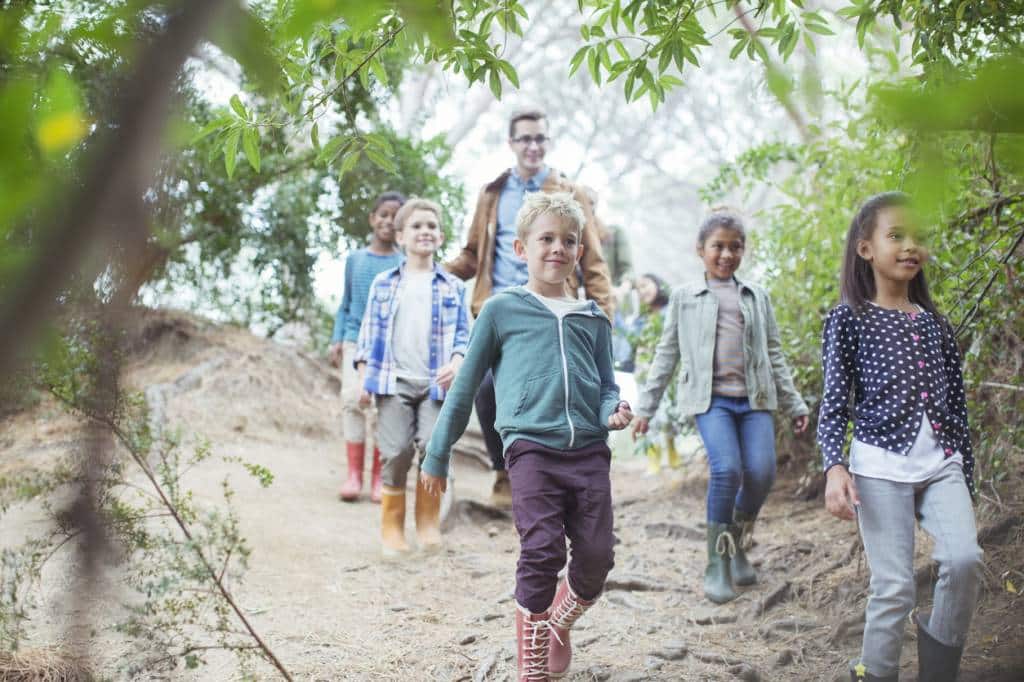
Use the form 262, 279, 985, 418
359, 389, 372, 408
824, 466, 860, 521
436, 355, 463, 391
631, 416, 650, 440
419, 470, 447, 496
608, 400, 633, 430
793, 415, 809, 434
327, 342, 343, 368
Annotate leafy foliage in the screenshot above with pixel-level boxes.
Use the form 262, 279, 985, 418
703, 72, 1024, 487
0, 323, 281, 674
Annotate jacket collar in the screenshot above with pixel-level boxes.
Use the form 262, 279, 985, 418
686, 274, 755, 296
488, 166, 565, 194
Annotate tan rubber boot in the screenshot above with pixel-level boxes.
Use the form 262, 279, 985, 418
491, 470, 513, 509
415, 476, 443, 551
380, 486, 410, 557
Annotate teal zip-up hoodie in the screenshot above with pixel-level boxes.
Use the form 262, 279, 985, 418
423, 287, 620, 479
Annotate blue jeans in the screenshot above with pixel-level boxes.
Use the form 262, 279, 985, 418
694, 396, 776, 524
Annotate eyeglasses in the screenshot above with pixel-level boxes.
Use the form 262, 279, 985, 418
511, 135, 550, 147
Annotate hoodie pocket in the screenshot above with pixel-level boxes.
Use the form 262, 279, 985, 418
569, 374, 601, 430
511, 371, 565, 430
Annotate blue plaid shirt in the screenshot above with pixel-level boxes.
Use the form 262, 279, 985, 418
354, 262, 470, 401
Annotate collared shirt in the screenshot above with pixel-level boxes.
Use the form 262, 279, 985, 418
491, 166, 551, 292
354, 263, 470, 401
817, 303, 975, 495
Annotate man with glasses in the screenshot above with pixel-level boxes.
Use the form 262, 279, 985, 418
446, 108, 614, 507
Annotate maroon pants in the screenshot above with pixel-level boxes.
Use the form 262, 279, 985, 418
506, 438, 615, 613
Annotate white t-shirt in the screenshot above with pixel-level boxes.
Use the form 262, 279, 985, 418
392, 270, 434, 381
525, 289, 592, 319
850, 412, 964, 483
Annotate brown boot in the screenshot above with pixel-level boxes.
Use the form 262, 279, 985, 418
414, 475, 442, 551
380, 486, 410, 557
548, 580, 597, 678
515, 605, 551, 682
339, 442, 365, 502
491, 470, 513, 509
369, 448, 383, 503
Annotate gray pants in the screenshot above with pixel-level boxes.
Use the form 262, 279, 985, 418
375, 377, 442, 488
855, 464, 983, 676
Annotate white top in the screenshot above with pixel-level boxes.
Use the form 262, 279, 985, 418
392, 270, 434, 381
525, 289, 591, 319
850, 412, 964, 483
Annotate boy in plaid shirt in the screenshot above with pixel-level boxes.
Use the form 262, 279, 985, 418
355, 198, 470, 556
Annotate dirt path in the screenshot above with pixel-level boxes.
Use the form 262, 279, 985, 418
2, 311, 1022, 681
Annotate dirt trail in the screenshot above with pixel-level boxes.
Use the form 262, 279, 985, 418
1, 310, 1022, 681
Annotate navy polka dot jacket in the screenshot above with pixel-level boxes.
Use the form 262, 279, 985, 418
816, 303, 975, 496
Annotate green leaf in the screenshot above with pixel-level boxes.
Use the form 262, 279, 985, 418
613, 39, 630, 61
242, 127, 260, 173
805, 22, 835, 36
658, 45, 673, 73
311, 122, 320, 151
498, 60, 520, 88
588, 49, 601, 85
338, 150, 360, 178
229, 94, 248, 120
489, 68, 502, 99
611, 1, 622, 31
224, 129, 240, 179
569, 46, 589, 77
365, 147, 396, 173
729, 36, 748, 60
370, 59, 389, 86
190, 116, 231, 145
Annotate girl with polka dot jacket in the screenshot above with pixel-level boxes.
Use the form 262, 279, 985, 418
817, 192, 983, 682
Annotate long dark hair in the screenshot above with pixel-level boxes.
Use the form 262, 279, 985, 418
639, 272, 670, 310
840, 192, 944, 323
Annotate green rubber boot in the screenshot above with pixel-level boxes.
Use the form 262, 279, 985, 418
917, 613, 964, 682
730, 509, 758, 587
704, 522, 738, 604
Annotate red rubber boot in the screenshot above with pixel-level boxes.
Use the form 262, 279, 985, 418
339, 442, 365, 502
369, 448, 383, 503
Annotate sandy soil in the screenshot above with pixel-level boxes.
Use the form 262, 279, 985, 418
1, 309, 1022, 681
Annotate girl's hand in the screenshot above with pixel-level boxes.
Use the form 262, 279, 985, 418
631, 416, 650, 441
419, 470, 447, 496
327, 342, 343, 368
435, 355, 463, 391
793, 415, 809, 434
824, 466, 860, 521
359, 389, 372, 408
608, 401, 633, 430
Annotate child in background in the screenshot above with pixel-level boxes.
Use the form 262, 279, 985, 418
818, 193, 982, 682
420, 192, 632, 681
354, 198, 469, 556
630, 273, 681, 474
329, 191, 405, 503
633, 210, 809, 604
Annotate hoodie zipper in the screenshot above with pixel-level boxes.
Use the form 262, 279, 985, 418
556, 315, 575, 448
